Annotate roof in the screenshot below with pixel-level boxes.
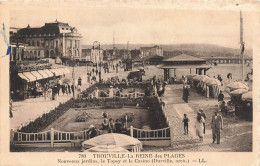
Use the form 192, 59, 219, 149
163, 54, 205, 62
140, 45, 161, 51
148, 55, 164, 59
157, 63, 211, 69
17, 20, 72, 36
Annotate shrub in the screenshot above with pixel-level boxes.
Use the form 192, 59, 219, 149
75, 111, 92, 122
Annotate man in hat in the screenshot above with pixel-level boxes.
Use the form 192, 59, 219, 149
200, 109, 206, 134
211, 111, 223, 144
87, 125, 98, 139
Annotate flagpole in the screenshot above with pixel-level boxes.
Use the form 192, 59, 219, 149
240, 10, 245, 81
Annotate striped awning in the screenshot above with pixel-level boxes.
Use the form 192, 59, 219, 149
49, 69, 62, 76
31, 71, 44, 80
44, 69, 54, 77
37, 70, 49, 79
22, 72, 37, 82
18, 73, 30, 82
60, 68, 70, 74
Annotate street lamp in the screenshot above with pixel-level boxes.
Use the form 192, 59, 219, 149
93, 41, 101, 82
72, 55, 75, 98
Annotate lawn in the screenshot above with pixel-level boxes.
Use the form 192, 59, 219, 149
43, 107, 150, 132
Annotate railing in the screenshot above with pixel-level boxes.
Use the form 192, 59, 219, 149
130, 126, 171, 140
11, 128, 94, 147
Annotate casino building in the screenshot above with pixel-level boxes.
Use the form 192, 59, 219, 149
10, 20, 82, 61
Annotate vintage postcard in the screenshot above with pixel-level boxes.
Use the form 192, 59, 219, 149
0, 0, 259, 165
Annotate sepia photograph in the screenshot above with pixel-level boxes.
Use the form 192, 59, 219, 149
0, 0, 259, 165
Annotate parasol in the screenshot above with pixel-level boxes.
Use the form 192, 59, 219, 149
230, 89, 248, 96
82, 133, 142, 150
226, 82, 249, 91
193, 75, 209, 81
241, 91, 252, 101
204, 78, 221, 86
85, 145, 129, 153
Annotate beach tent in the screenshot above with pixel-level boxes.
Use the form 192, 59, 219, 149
242, 91, 252, 101
226, 82, 249, 91
230, 89, 248, 96
204, 78, 221, 86
193, 75, 209, 82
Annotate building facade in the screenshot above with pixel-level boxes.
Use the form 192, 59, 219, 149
10, 20, 82, 61
91, 48, 104, 64
140, 45, 163, 58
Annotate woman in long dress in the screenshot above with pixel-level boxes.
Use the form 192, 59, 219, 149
195, 112, 205, 142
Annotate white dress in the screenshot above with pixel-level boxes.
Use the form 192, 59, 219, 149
195, 117, 205, 138
109, 88, 114, 98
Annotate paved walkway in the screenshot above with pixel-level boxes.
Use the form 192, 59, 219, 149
161, 84, 252, 151
10, 83, 89, 131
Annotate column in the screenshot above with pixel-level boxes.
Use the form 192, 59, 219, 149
79, 39, 82, 57
19, 48, 22, 61
164, 69, 167, 81
71, 39, 74, 57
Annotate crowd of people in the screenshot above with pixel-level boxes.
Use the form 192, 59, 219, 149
86, 111, 128, 139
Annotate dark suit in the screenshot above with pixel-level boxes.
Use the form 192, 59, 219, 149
211, 114, 223, 143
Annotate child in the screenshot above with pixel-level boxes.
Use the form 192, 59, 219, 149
183, 114, 189, 135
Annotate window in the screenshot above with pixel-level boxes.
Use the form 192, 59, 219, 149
60, 42, 63, 47
28, 41, 31, 46
62, 28, 64, 30
38, 51, 40, 56
34, 51, 37, 55
56, 41, 58, 48
66, 28, 68, 30
37, 41, 40, 47
32, 40, 35, 46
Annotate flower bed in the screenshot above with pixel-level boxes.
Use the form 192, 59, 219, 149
72, 97, 148, 109
75, 111, 92, 122
147, 97, 168, 129
18, 98, 75, 133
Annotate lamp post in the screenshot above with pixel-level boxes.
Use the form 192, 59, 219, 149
93, 41, 101, 82
72, 55, 75, 98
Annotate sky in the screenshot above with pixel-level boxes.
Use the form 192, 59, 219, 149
9, 1, 257, 49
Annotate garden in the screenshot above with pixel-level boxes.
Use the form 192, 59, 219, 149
18, 83, 168, 133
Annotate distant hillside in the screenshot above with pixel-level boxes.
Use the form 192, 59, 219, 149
82, 44, 252, 58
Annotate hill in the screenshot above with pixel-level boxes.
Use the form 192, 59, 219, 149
82, 44, 252, 58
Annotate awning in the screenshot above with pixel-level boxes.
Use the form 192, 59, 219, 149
44, 69, 54, 77
156, 64, 211, 69
37, 70, 49, 79
56, 68, 66, 75
60, 68, 70, 74
18, 73, 30, 82
22, 72, 37, 82
31, 71, 44, 80
56, 68, 65, 75
49, 69, 62, 76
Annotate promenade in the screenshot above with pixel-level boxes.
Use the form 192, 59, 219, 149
160, 84, 252, 152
